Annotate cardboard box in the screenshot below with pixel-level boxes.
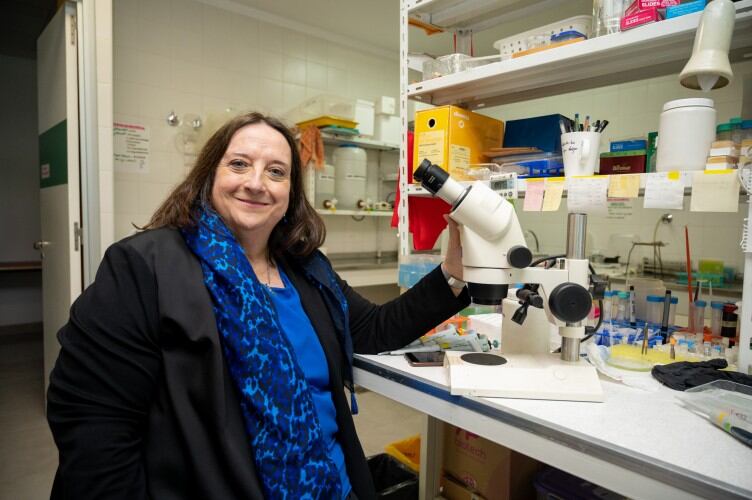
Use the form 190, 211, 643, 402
599, 153, 646, 175
442, 425, 542, 500
441, 474, 487, 500
413, 105, 504, 182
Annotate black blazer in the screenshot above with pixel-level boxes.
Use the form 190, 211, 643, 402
47, 228, 469, 499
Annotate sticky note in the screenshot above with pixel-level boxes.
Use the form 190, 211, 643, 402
690, 170, 740, 213
542, 178, 565, 211
607, 174, 640, 198
644, 172, 684, 209
566, 176, 609, 215
523, 179, 544, 211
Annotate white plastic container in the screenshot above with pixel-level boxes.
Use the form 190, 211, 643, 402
374, 114, 401, 147
375, 96, 396, 116
314, 163, 337, 209
285, 94, 355, 125
656, 98, 716, 172
333, 145, 367, 209
354, 99, 375, 137
493, 15, 592, 59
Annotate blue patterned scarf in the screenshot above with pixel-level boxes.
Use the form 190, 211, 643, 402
181, 207, 341, 499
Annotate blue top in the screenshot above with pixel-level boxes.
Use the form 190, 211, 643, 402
269, 268, 352, 499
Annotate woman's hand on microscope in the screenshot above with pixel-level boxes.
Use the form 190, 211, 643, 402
442, 215, 464, 296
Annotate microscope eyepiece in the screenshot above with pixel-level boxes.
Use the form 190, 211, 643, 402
413, 159, 449, 195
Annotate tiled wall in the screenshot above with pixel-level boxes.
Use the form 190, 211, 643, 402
484, 61, 752, 273
112, 0, 400, 254
113, 0, 750, 266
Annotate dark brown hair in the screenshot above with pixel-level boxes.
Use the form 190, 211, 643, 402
145, 111, 326, 258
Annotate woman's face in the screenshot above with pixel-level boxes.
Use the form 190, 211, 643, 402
211, 123, 292, 243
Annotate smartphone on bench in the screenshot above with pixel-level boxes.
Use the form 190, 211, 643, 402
404, 351, 445, 367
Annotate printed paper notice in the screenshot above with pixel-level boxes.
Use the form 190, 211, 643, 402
566, 176, 609, 215
417, 130, 445, 167
690, 170, 740, 213
114, 122, 150, 173
523, 180, 544, 211
542, 177, 564, 211
608, 174, 640, 198
607, 198, 634, 220
643, 172, 684, 210
449, 144, 470, 171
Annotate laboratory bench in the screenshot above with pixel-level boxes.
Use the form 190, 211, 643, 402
329, 253, 398, 288
353, 353, 752, 500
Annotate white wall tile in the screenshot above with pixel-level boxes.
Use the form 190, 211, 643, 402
257, 22, 284, 54
169, 60, 203, 94
281, 28, 307, 58
283, 57, 306, 87
258, 52, 284, 80
171, 0, 203, 34
170, 27, 203, 65
306, 36, 328, 65
306, 61, 328, 90
282, 82, 307, 112
255, 78, 284, 114
138, 0, 171, 22
139, 18, 172, 57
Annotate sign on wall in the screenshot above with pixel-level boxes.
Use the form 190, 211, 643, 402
114, 122, 150, 173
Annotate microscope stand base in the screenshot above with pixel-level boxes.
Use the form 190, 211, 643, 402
445, 351, 604, 403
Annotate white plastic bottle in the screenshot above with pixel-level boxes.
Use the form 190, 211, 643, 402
333, 145, 367, 209
315, 163, 337, 209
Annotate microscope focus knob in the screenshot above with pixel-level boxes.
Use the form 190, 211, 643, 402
548, 283, 592, 323
507, 245, 533, 268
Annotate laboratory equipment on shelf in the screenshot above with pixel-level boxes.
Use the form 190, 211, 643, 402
333, 145, 367, 210
413, 159, 604, 402
314, 163, 337, 210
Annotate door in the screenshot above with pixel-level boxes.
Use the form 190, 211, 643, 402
36, 3, 83, 391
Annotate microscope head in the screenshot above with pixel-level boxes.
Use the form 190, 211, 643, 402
414, 160, 532, 305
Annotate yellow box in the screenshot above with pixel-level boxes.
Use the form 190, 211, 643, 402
413, 105, 504, 182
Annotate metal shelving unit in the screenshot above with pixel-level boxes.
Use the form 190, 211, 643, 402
408, 1, 752, 109
398, 0, 752, 370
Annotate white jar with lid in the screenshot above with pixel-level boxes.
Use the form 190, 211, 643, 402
656, 98, 716, 172
333, 145, 367, 209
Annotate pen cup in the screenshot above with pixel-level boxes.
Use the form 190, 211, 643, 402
561, 131, 601, 177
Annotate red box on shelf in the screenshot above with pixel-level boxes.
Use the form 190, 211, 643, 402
621, 8, 661, 30
599, 154, 646, 175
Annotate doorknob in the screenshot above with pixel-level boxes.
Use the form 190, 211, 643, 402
33, 240, 50, 259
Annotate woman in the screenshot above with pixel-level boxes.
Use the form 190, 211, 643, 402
47, 112, 469, 499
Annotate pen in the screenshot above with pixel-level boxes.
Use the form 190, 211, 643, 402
584, 115, 590, 131
579, 123, 584, 132
574, 113, 580, 132
598, 120, 610, 133
629, 285, 636, 328
593, 119, 601, 132
660, 290, 672, 344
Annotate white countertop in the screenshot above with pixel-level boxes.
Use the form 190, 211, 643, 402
354, 353, 752, 499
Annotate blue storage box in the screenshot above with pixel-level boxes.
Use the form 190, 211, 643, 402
666, 0, 706, 19
494, 153, 564, 178
503, 114, 571, 153
610, 139, 647, 152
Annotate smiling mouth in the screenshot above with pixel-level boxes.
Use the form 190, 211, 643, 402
236, 198, 269, 207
